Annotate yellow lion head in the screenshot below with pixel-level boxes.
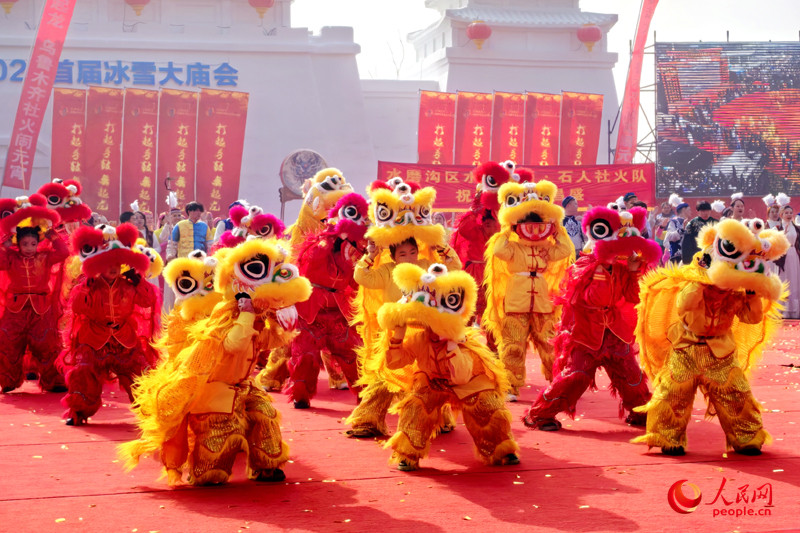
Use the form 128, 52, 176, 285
365, 178, 445, 248
214, 238, 312, 311
302, 168, 353, 219
497, 180, 564, 243
133, 238, 164, 280
377, 263, 476, 341
698, 219, 789, 300
163, 249, 218, 307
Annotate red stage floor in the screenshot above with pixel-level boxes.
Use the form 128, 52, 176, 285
1, 324, 799, 532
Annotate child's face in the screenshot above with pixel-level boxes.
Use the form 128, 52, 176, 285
19, 235, 39, 257
393, 242, 419, 265
101, 265, 120, 283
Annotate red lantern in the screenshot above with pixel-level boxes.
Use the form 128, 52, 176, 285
577, 24, 603, 52
0, 0, 20, 15
466, 20, 492, 50
248, 0, 275, 19
124, 0, 151, 16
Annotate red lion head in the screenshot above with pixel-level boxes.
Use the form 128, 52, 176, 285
70, 222, 150, 278
37, 179, 92, 223
218, 204, 285, 249
581, 206, 661, 266
0, 194, 61, 236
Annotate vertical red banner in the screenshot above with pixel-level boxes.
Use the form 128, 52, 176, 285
51, 88, 86, 182
559, 92, 604, 166
453, 92, 493, 166
196, 89, 249, 218
121, 89, 159, 214
490, 92, 526, 163
417, 91, 456, 165
158, 89, 198, 210
3, 0, 77, 189
523, 93, 561, 166
84, 87, 124, 220
615, 0, 659, 163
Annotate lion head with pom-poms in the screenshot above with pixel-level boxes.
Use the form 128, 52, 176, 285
71, 223, 150, 278
323, 192, 370, 259
163, 249, 222, 319
37, 179, 92, 223
0, 194, 61, 237
497, 179, 564, 242
214, 239, 312, 312
366, 176, 445, 249
134, 238, 165, 280
302, 168, 354, 221
473, 160, 528, 213
378, 263, 477, 342
581, 206, 662, 267
217, 204, 285, 249
697, 219, 789, 301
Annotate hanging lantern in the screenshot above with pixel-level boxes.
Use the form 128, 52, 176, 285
124, 0, 151, 16
1, 0, 20, 15
466, 20, 492, 50
248, 0, 275, 19
577, 24, 603, 52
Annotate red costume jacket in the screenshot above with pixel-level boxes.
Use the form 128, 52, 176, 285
0, 237, 69, 314
556, 255, 640, 351
295, 233, 358, 324
72, 276, 157, 350
450, 204, 497, 283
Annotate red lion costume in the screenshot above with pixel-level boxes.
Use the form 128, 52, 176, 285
284, 192, 369, 407
59, 223, 157, 426
213, 204, 285, 251
523, 206, 661, 430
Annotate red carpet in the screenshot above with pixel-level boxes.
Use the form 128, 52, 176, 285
1, 325, 799, 532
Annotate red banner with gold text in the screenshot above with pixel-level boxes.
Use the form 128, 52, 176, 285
453, 92, 493, 166
490, 92, 526, 163
158, 89, 198, 210
559, 92, 604, 166
417, 90, 456, 165
377, 161, 654, 211
523, 93, 561, 166
121, 89, 159, 214
196, 89, 249, 218
3, 0, 77, 190
51, 88, 86, 183
84, 87, 124, 220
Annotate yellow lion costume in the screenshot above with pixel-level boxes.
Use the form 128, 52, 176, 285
632, 219, 788, 456
378, 263, 519, 470
483, 180, 574, 396
346, 177, 462, 437
119, 239, 311, 485
259, 167, 353, 390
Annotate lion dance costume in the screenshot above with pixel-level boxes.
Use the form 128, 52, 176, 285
379, 263, 520, 470
523, 207, 661, 430
283, 192, 369, 408
120, 239, 312, 485
212, 203, 285, 252
259, 168, 353, 391
483, 179, 574, 398
633, 219, 788, 455
0, 195, 66, 392
346, 177, 462, 437
60, 223, 157, 425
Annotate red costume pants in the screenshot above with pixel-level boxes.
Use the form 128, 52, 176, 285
0, 302, 64, 392
61, 339, 149, 420
286, 308, 361, 403
523, 331, 650, 425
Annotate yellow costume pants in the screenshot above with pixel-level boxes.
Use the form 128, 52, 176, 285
386, 374, 519, 466
633, 343, 769, 452
499, 311, 556, 391
181, 382, 290, 485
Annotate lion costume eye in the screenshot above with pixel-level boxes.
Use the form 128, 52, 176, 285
484, 175, 498, 188
80, 244, 98, 258
418, 205, 431, 218
176, 275, 199, 295
375, 203, 393, 223
47, 195, 62, 207
505, 196, 519, 207
716, 238, 743, 261
0, 210, 13, 218
240, 255, 270, 280
257, 225, 273, 237
440, 289, 464, 313
343, 205, 359, 219
589, 219, 613, 240
272, 263, 299, 283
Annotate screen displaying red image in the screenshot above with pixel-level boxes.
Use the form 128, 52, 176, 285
656, 42, 800, 197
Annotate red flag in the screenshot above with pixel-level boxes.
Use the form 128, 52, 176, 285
615, 0, 659, 163
417, 91, 456, 165
51, 88, 86, 183
490, 92, 526, 163
559, 92, 604, 166
158, 89, 198, 210
523, 93, 561, 166
196, 89, 249, 218
3, 0, 77, 189
453, 92, 493, 166
84, 87, 124, 220
121, 89, 159, 214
